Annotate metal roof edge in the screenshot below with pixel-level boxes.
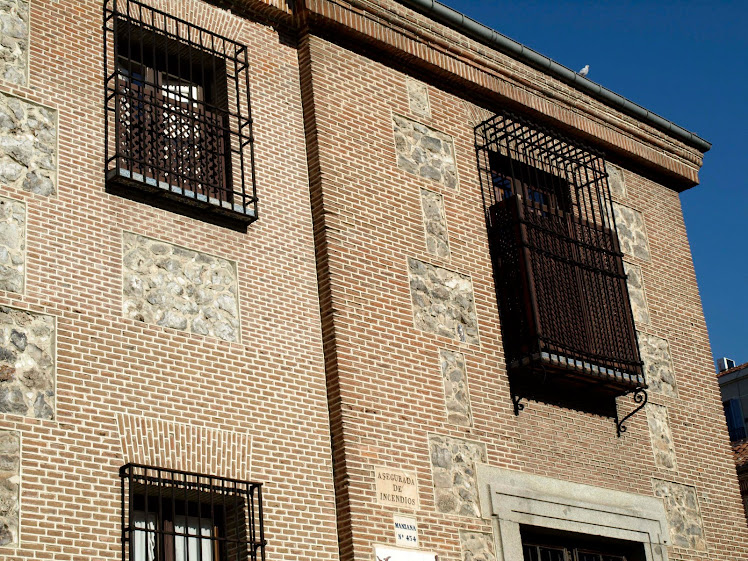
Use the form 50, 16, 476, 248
396, 0, 711, 153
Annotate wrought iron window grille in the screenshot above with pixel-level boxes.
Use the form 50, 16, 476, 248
475, 109, 646, 432
104, 0, 258, 229
523, 543, 628, 561
119, 464, 266, 561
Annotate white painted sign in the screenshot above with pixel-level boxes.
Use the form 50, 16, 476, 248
393, 515, 418, 548
374, 545, 437, 561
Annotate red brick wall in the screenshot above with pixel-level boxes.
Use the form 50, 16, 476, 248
0, 0, 339, 559
299, 30, 748, 560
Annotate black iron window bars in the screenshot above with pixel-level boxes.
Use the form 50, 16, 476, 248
523, 544, 627, 561
104, 0, 258, 227
475, 109, 646, 428
120, 464, 266, 561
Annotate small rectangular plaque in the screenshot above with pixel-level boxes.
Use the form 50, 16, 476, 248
375, 545, 437, 561
394, 515, 418, 548
374, 466, 420, 510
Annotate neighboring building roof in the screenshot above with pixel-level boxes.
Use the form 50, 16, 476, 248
718, 361, 748, 379
734, 440, 748, 470
396, 0, 711, 153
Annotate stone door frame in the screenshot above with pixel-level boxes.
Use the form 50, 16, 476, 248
476, 464, 670, 561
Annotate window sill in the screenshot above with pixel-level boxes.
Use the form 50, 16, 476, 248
106, 168, 257, 231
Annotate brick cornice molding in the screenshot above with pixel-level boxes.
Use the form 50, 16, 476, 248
222, 0, 704, 187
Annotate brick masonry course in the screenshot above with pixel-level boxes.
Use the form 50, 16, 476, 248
301, 25, 748, 560
0, 1, 745, 560
0, 1, 342, 560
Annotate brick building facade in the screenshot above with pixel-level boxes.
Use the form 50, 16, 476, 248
0, 0, 745, 560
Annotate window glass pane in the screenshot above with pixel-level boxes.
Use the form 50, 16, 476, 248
540, 547, 566, 561
174, 515, 213, 561
133, 511, 157, 561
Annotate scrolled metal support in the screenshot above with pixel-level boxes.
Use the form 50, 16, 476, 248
511, 393, 526, 416
616, 387, 648, 437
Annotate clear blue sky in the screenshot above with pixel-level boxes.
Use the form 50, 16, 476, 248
441, 0, 747, 368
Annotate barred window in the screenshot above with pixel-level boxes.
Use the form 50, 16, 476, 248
120, 464, 266, 561
523, 544, 627, 561
104, 0, 258, 229
476, 110, 644, 416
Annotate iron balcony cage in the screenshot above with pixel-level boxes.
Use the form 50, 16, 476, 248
104, 0, 258, 227
120, 464, 266, 561
475, 109, 644, 404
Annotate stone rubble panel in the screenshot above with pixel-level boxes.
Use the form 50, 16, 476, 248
0, 196, 24, 293
0, 91, 57, 196
624, 261, 650, 327
408, 257, 479, 345
646, 403, 677, 470
122, 232, 241, 342
606, 162, 627, 201
638, 331, 676, 396
0, 305, 55, 419
0, 430, 19, 547
613, 202, 650, 262
460, 530, 496, 561
429, 434, 486, 517
420, 189, 450, 259
406, 78, 431, 119
652, 479, 706, 551
393, 114, 458, 189
0, 0, 28, 87
440, 349, 472, 426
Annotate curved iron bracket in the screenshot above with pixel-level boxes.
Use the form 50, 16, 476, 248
511, 393, 526, 416
616, 387, 648, 437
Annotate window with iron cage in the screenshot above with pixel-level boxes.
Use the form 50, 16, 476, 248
104, 0, 258, 228
475, 109, 645, 414
119, 464, 266, 561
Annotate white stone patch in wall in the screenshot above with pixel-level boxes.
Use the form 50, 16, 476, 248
420, 189, 450, 259
652, 479, 706, 551
0, 306, 55, 419
605, 162, 627, 201
393, 114, 458, 189
624, 261, 649, 326
0, 430, 20, 547
440, 349, 472, 426
459, 530, 496, 561
428, 434, 486, 517
0, 196, 24, 293
637, 331, 676, 397
406, 79, 431, 119
0, 91, 57, 196
408, 258, 479, 345
646, 403, 677, 470
122, 232, 240, 342
0, 0, 28, 87
612, 202, 650, 262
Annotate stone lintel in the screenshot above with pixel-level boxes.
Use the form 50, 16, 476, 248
477, 464, 671, 561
